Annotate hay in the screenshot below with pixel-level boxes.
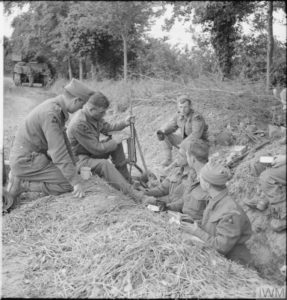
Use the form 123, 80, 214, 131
2, 177, 271, 298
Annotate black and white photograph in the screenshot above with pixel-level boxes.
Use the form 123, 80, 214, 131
1, 1, 286, 298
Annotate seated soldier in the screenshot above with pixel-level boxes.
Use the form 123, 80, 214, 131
245, 87, 286, 232
166, 138, 210, 221
67, 92, 154, 203
180, 163, 253, 267
246, 154, 286, 232
156, 95, 208, 167
144, 163, 195, 204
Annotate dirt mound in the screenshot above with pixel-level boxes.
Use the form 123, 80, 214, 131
2, 177, 273, 298
2, 77, 286, 296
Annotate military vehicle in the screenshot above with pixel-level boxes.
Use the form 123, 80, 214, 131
13, 61, 53, 87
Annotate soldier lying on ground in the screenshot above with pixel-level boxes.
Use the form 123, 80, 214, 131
156, 95, 208, 167
67, 92, 155, 204
180, 163, 253, 267
245, 87, 286, 232
164, 138, 210, 221
5, 79, 94, 213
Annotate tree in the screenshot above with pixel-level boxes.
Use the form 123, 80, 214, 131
79, 1, 160, 82
266, 1, 274, 91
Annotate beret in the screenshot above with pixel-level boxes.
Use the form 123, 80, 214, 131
200, 163, 232, 186
64, 78, 95, 102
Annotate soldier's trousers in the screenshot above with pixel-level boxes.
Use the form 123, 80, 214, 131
10, 151, 73, 195
77, 143, 132, 194
260, 165, 286, 217
163, 132, 183, 151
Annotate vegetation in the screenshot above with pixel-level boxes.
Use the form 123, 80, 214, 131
4, 1, 286, 88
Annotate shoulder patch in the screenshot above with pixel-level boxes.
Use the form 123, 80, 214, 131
194, 113, 203, 120
51, 116, 59, 124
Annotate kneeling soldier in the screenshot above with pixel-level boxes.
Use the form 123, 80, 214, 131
6, 79, 94, 212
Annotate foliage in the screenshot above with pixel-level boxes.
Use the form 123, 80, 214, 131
191, 1, 256, 79
233, 33, 286, 86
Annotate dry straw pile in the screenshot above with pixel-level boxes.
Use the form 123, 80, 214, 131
3, 177, 270, 298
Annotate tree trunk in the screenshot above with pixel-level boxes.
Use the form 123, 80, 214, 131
91, 63, 96, 80
79, 58, 83, 81
122, 34, 128, 82
68, 57, 73, 80
266, 1, 274, 92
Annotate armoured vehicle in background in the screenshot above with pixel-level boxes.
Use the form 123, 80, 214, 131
13, 61, 53, 87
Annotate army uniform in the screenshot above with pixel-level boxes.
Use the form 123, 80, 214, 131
167, 181, 209, 221
190, 189, 253, 266
159, 110, 208, 165
67, 109, 133, 194
9, 96, 80, 195
144, 165, 196, 202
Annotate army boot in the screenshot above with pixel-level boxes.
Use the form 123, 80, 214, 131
243, 195, 269, 211
6, 175, 30, 211
270, 203, 286, 232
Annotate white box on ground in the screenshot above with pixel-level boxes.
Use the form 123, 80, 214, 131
147, 204, 160, 212
259, 156, 274, 164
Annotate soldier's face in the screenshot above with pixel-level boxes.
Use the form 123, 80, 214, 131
71, 98, 86, 113
86, 104, 107, 120
199, 174, 209, 191
186, 151, 195, 168
178, 101, 191, 116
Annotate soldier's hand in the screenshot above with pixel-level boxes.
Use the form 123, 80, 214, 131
155, 200, 168, 211
125, 115, 134, 126
272, 154, 286, 168
72, 183, 85, 198
113, 135, 126, 145
180, 218, 198, 234
156, 130, 165, 141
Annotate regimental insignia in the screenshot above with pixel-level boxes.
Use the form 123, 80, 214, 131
51, 116, 59, 124
194, 114, 202, 120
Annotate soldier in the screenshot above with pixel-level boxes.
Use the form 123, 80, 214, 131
5, 78, 95, 212
180, 163, 253, 266
156, 95, 208, 167
246, 154, 286, 232
245, 87, 286, 232
67, 92, 154, 203
165, 138, 210, 221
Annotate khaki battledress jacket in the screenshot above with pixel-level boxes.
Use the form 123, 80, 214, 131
67, 109, 127, 158
168, 181, 209, 221
191, 189, 253, 265
160, 110, 208, 140
9, 96, 81, 187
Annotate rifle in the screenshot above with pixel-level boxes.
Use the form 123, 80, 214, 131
227, 139, 270, 169
126, 90, 149, 185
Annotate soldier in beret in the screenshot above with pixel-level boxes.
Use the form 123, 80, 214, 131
180, 163, 253, 266
5, 78, 95, 212
67, 92, 155, 203
156, 95, 208, 167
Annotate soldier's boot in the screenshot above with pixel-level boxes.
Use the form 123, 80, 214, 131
270, 203, 286, 232
162, 143, 172, 167
243, 195, 269, 211
6, 175, 44, 212
6, 175, 29, 211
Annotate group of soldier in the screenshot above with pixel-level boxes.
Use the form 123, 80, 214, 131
3, 78, 286, 269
